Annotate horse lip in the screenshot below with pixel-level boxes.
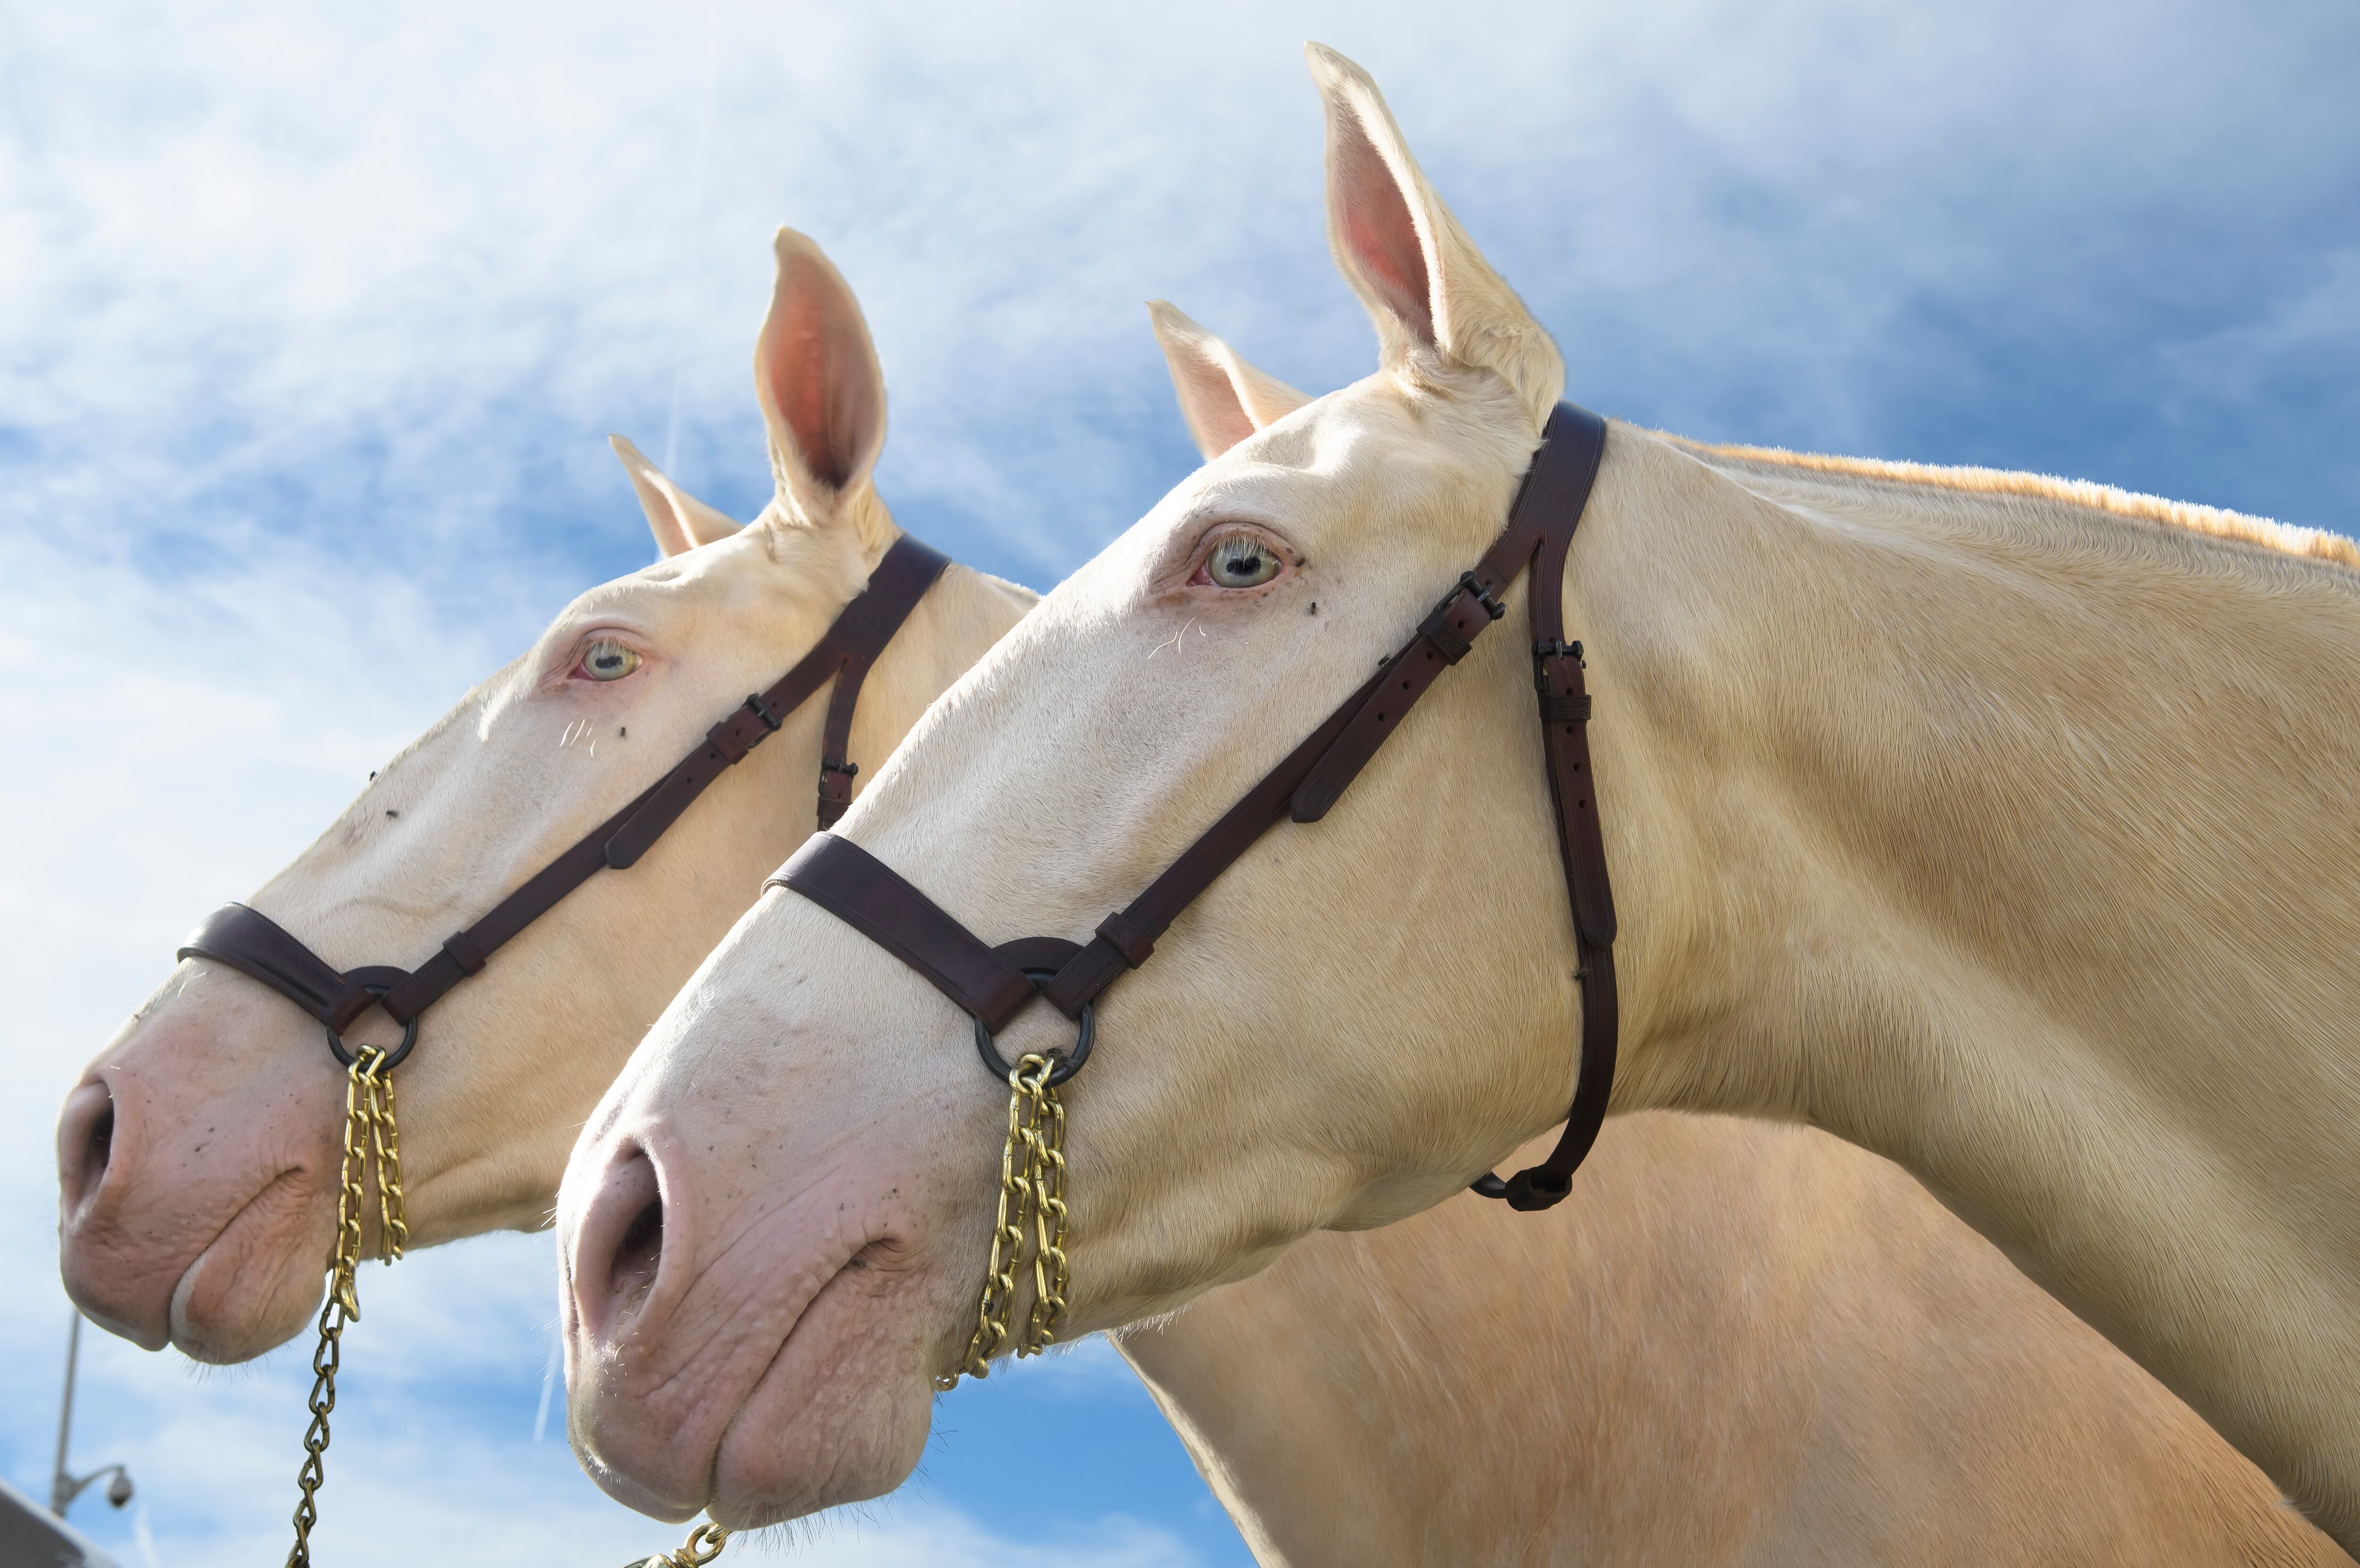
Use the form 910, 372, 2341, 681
163, 1162, 319, 1362
574, 1173, 898, 1522
704, 1244, 896, 1526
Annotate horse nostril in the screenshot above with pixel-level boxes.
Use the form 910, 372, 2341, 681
612, 1193, 665, 1315
58, 1081, 117, 1216
590, 1146, 667, 1321
83, 1102, 113, 1194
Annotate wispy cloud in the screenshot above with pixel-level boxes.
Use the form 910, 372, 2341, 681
5, 0, 2356, 1562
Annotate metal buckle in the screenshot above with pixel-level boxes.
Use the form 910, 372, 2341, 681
1456, 571, 1507, 620
1532, 638, 1585, 693
974, 968, 1095, 1087
819, 758, 859, 778
742, 693, 785, 732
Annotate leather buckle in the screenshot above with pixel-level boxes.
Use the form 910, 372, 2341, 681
1532, 638, 1584, 694
743, 693, 785, 732
1457, 571, 1507, 620
819, 757, 859, 778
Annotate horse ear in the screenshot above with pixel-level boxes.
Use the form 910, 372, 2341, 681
1306, 42, 1563, 429
609, 435, 742, 558
1146, 301, 1314, 459
754, 228, 893, 553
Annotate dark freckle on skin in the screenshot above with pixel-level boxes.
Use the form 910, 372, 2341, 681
385, 810, 400, 819
1309, 602, 1318, 615
619, 727, 626, 738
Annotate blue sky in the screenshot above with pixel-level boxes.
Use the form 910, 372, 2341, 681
4, 2, 2356, 1563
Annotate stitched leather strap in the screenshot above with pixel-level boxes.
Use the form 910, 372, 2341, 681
779, 405, 1621, 1210
176, 903, 396, 1033
179, 534, 952, 1044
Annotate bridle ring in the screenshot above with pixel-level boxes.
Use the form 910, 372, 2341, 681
324, 984, 420, 1071
973, 968, 1094, 1088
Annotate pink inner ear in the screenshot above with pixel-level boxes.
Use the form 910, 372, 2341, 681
1334, 111, 1434, 346
766, 260, 879, 493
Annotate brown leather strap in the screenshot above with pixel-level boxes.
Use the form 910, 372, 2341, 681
1472, 404, 1616, 1207
772, 664, 1386, 1025
775, 834, 1040, 1031
179, 533, 952, 1052
776, 405, 1620, 1211
176, 903, 406, 1035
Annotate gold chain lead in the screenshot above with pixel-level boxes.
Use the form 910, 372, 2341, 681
939, 1053, 1071, 1390
285, 1045, 405, 1568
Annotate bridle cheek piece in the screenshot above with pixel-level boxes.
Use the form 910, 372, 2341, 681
163, 533, 952, 1568
173, 534, 952, 1062
772, 402, 1618, 1213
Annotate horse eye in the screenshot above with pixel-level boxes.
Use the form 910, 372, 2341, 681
577, 638, 642, 682
1205, 535, 1281, 589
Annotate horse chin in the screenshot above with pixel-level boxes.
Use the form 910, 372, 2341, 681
563, 1155, 952, 1527
703, 1251, 939, 1527
166, 1165, 335, 1363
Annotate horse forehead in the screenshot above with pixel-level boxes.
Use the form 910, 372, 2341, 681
560, 537, 792, 637
1204, 397, 1465, 520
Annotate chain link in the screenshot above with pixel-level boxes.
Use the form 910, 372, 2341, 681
285, 1045, 405, 1568
939, 1053, 1070, 1390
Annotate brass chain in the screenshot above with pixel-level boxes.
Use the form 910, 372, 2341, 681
622, 1522, 730, 1568
285, 1045, 405, 1568
939, 1053, 1070, 1390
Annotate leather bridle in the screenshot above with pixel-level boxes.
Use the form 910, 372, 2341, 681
775, 403, 1617, 1209
174, 534, 952, 1070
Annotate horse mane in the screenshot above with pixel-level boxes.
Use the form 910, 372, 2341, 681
1662, 432, 2360, 578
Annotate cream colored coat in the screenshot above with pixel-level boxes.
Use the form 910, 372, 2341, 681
555, 43, 2360, 1554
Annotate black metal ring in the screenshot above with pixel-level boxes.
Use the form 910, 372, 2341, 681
324, 985, 419, 1071
973, 969, 1094, 1088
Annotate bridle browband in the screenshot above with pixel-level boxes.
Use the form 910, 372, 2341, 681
773, 403, 1617, 1209
175, 534, 953, 1069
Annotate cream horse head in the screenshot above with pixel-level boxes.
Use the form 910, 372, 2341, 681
59, 229, 1034, 1364
557, 41, 2360, 1552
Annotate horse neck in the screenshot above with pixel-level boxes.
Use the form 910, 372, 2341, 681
1119, 1116, 2343, 1568
1591, 428, 2360, 1543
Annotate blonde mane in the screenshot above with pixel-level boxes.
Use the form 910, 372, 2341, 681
1665, 431, 2360, 578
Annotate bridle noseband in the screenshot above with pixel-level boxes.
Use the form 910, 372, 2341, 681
774, 403, 1618, 1210
175, 533, 952, 1066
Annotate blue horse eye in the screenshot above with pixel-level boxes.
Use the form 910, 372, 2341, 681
1208, 536, 1280, 588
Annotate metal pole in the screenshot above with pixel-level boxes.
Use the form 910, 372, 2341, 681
50, 1309, 81, 1516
